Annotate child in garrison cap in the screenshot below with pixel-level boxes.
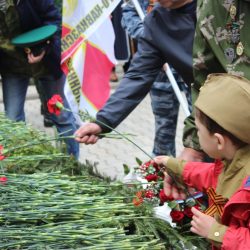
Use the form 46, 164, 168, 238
154, 74, 250, 250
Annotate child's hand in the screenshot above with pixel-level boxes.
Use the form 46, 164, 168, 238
163, 171, 187, 200
153, 155, 170, 166
154, 155, 187, 200
190, 207, 216, 238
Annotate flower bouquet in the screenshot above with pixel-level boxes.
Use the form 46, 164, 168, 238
0, 101, 210, 249
127, 159, 206, 228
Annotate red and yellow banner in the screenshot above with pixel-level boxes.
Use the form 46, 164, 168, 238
62, 0, 120, 123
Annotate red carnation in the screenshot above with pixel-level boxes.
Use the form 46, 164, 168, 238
0, 145, 5, 160
159, 189, 174, 203
143, 161, 151, 168
47, 95, 64, 116
142, 161, 161, 171
183, 206, 194, 218
144, 190, 155, 199
133, 191, 144, 206
0, 176, 7, 183
135, 191, 143, 199
145, 174, 158, 182
140, 161, 151, 171
152, 162, 161, 171
170, 210, 185, 223
133, 197, 143, 206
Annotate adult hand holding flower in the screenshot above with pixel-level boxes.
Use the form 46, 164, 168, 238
48, 96, 102, 144
75, 122, 102, 144
47, 94, 153, 159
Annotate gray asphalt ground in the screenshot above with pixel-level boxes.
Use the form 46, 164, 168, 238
0, 65, 186, 180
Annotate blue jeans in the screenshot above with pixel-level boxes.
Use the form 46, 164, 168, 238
150, 70, 192, 157
2, 74, 79, 158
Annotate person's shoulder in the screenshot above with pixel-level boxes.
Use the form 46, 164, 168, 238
144, 4, 164, 22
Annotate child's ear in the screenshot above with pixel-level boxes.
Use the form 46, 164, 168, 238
214, 133, 225, 150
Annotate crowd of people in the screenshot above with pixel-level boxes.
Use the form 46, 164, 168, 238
0, 0, 249, 249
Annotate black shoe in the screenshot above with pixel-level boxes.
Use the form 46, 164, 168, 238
44, 117, 54, 127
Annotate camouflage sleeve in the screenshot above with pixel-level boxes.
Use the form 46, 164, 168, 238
183, 0, 218, 151
183, 86, 201, 150
121, 0, 147, 40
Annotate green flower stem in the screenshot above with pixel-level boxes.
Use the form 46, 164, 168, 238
3, 135, 75, 155
57, 105, 203, 208
61, 106, 153, 160
95, 119, 153, 160
59, 105, 204, 207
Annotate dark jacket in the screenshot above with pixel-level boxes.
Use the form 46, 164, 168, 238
1, 0, 62, 78
96, 3, 196, 132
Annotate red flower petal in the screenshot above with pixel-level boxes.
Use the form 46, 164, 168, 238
0, 145, 5, 160
133, 197, 143, 206
47, 95, 64, 116
0, 176, 7, 183
170, 210, 185, 222
184, 207, 194, 218
135, 191, 143, 199
145, 174, 158, 182
159, 189, 174, 203
144, 190, 155, 199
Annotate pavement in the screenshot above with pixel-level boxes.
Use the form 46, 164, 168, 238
0, 65, 186, 180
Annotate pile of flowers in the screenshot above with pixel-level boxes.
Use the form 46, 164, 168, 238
0, 173, 167, 249
48, 94, 208, 230
0, 104, 209, 249
130, 160, 206, 227
0, 114, 70, 169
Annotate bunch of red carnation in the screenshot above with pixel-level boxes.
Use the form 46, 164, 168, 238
138, 161, 164, 183
133, 161, 173, 206
168, 198, 204, 225
133, 160, 206, 226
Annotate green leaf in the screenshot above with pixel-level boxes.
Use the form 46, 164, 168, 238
168, 201, 179, 209
123, 164, 130, 175
135, 157, 142, 166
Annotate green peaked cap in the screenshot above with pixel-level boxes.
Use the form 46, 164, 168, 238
11, 25, 57, 47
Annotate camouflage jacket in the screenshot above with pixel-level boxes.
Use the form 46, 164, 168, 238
121, 0, 148, 40
183, 0, 250, 150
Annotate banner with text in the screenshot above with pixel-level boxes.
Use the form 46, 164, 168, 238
62, 0, 120, 123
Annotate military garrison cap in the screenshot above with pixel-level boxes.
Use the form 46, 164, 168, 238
195, 73, 250, 144
11, 25, 57, 56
